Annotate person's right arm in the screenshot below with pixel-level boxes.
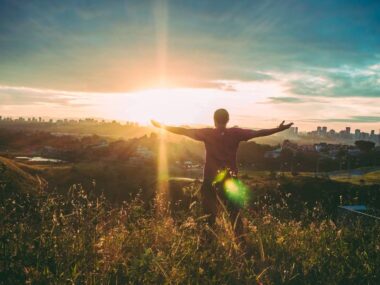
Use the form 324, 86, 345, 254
151, 120, 204, 140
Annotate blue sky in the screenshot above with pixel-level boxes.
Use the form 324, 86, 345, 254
0, 0, 380, 130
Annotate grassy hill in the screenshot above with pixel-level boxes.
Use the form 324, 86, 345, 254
1, 177, 379, 284
0, 156, 44, 193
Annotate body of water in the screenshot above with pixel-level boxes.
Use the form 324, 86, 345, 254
15, 156, 64, 163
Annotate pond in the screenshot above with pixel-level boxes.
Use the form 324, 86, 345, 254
15, 156, 64, 163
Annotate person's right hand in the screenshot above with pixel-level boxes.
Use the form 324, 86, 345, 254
278, 121, 293, 131
151, 120, 163, 128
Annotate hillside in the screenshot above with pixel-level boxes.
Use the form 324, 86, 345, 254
0, 156, 44, 193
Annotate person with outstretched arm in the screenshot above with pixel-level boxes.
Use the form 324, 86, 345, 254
151, 109, 293, 239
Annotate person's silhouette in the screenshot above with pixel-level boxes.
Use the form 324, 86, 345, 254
152, 109, 293, 238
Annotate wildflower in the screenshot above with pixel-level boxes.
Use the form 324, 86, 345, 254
276, 236, 285, 244
249, 224, 258, 233
329, 220, 336, 230
263, 215, 271, 225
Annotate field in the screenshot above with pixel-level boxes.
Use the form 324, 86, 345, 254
329, 168, 380, 185
1, 157, 380, 284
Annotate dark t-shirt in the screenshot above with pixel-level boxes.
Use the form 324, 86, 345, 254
186, 127, 255, 182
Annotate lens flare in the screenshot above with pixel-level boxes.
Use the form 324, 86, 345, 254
213, 169, 250, 207
223, 178, 249, 207
213, 169, 228, 186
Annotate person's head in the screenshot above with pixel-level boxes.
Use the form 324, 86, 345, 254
214, 108, 229, 128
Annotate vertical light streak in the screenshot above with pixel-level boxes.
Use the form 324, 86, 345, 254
156, 128, 169, 214
154, 0, 170, 215
154, 0, 168, 86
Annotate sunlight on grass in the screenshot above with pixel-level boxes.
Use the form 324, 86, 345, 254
2, 173, 380, 284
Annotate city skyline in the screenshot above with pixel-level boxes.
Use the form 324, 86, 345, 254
1, 0, 380, 129
1, 114, 379, 135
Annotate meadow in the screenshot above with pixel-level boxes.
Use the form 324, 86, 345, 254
1, 157, 380, 284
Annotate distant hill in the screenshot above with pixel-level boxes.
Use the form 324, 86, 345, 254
0, 156, 44, 193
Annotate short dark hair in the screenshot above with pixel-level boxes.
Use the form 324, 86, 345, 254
214, 109, 229, 125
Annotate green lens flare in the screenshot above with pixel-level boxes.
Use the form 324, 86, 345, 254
223, 178, 248, 206
212, 169, 228, 186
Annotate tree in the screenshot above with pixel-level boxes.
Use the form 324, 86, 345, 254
355, 140, 375, 152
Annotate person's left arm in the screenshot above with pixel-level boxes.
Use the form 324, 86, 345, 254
239, 121, 294, 141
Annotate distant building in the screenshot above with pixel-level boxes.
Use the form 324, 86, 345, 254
135, 146, 154, 159
355, 129, 361, 140
264, 149, 282, 159
314, 142, 327, 152
90, 140, 109, 149
182, 160, 201, 169
286, 127, 298, 136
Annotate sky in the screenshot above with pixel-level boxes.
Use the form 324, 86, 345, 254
0, 0, 380, 131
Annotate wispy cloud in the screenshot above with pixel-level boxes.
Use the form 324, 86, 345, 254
283, 64, 380, 98
324, 116, 380, 123
0, 85, 91, 106
267, 97, 306, 104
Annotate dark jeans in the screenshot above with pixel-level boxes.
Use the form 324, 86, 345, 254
200, 180, 244, 238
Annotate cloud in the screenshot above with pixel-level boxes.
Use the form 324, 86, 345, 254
268, 63, 380, 98
327, 71, 380, 97
324, 116, 380, 123
265, 95, 331, 104
268, 97, 306, 104
0, 85, 91, 107
1, 0, 380, 93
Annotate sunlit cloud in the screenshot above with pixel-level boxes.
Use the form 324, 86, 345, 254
1, 80, 379, 132
0, 85, 91, 106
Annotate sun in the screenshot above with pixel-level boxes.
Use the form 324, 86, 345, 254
105, 87, 221, 125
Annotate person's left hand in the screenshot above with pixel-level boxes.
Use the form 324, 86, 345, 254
278, 120, 294, 130
151, 120, 163, 128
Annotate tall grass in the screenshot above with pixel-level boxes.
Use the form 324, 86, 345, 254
1, 183, 379, 284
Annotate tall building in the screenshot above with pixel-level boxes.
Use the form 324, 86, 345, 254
286, 126, 299, 137
322, 126, 327, 134
346, 127, 351, 134
355, 129, 361, 140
